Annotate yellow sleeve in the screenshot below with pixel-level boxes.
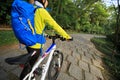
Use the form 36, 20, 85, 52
41, 9, 71, 39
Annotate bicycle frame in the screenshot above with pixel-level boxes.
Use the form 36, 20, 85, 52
23, 43, 56, 80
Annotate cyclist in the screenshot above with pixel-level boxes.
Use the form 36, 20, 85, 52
20, 0, 72, 79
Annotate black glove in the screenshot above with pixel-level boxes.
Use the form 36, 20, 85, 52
68, 37, 73, 41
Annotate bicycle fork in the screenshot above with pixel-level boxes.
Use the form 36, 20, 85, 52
57, 54, 61, 71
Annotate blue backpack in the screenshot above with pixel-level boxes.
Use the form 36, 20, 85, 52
11, 0, 46, 46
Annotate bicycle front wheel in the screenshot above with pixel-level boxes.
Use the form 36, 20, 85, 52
48, 50, 63, 80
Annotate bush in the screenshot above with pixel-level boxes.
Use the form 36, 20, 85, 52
106, 33, 120, 53
106, 34, 115, 43
0, 1, 12, 25
91, 37, 120, 80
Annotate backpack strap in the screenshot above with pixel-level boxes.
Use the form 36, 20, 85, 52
27, 19, 35, 34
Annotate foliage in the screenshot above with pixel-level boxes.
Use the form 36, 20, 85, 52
91, 37, 120, 80
0, 0, 12, 25
0, 0, 118, 35
91, 37, 113, 56
0, 30, 18, 46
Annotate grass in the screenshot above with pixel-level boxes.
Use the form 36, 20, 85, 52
0, 30, 18, 46
91, 37, 120, 80
0, 29, 77, 47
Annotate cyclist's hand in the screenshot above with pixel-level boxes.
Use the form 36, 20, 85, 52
60, 37, 73, 41
67, 37, 73, 41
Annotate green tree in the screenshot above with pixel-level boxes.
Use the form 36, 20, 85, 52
0, 0, 116, 35
89, 1, 109, 34
0, 0, 13, 25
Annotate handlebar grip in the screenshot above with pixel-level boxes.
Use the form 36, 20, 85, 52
60, 37, 66, 41
45, 34, 73, 41
60, 37, 73, 41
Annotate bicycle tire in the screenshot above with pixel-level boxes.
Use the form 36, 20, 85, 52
48, 50, 63, 80
20, 64, 32, 80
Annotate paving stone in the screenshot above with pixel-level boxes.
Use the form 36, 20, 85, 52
78, 50, 84, 56
93, 54, 103, 63
81, 48, 88, 54
93, 53, 101, 60
81, 55, 92, 64
12, 66, 22, 77
92, 59, 104, 70
57, 72, 75, 80
94, 50, 104, 57
85, 71, 94, 80
88, 50, 95, 55
76, 46, 82, 51
84, 52, 93, 59
80, 48, 84, 53
67, 55, 78, 65
63, 52, 68, 60
0, 56, 18, 71
68, 64, 83, 80
72, 51, 80, 60
62, 48, 72, 56
0, 69, 9, 80
79, 60, 89, 72
93, 75, 104, 80
90, 65, 104, 79
61, 61, 68, 72
7, 71, 19, 80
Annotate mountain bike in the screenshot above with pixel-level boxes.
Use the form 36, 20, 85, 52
5, 34, 72, 80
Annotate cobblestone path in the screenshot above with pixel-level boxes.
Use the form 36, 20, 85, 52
0, 34, 106, 80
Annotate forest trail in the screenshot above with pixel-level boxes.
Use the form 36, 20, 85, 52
0, 34, 111, 80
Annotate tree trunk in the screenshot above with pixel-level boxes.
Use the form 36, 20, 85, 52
113, 0, 120, 55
